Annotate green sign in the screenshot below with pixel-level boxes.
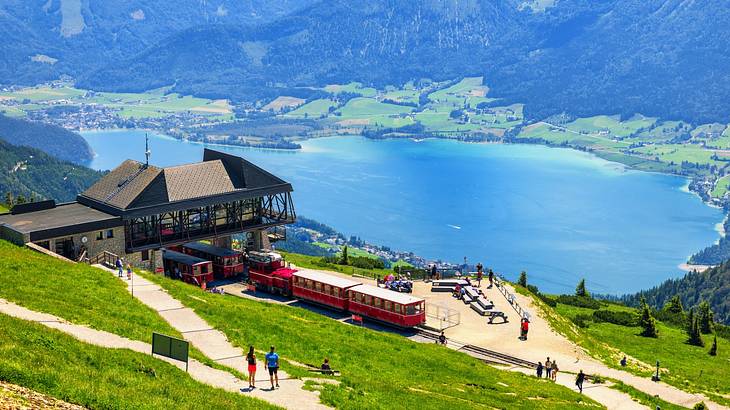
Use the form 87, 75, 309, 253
152, 332, 189, 371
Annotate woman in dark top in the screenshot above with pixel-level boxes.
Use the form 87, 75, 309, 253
246, 345, 257, 389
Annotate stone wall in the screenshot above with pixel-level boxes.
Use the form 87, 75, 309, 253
42, 226, 125, 262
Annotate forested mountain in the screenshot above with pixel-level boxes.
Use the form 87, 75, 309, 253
0, 139, 102, 203
0, 115, 93, 163
3, 0, 730, 122
621, 265, 730, 325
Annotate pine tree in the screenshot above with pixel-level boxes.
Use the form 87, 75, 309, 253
697, 301, 714, 334
686, 309, 704, 347
639, 297, 658, 338
664, 295, 684, 314
518, 271, 527, 287
709, 335, 717, 356
576, 278, 588, 297
4, 192, 13, 208
340, 245, 349, 266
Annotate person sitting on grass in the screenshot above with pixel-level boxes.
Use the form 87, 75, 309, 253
265, 345, 280, 390
321, 358, 333, 374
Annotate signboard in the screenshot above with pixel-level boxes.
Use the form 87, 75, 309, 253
152, 332, 189, 371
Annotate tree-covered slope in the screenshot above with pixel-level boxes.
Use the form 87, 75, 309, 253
0, 139, 101, 202
0, 115, 93, 163
621, 264, 730, 325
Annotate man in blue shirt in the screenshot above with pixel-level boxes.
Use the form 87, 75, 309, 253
265, 345, 280, 389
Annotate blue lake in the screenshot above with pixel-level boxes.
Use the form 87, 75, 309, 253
81, 129, 723, 294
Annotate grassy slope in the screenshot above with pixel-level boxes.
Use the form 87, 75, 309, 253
143, 272, 597, 410
0, 313, 276, 410
280, 251, 393, 279
513, 286, 729, 406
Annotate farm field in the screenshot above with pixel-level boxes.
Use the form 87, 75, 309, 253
337, 97, 415, 118
285, 99, 338, 118
324, 82, 377, 97
143, 271, 597, 410
712, 175, 730, 198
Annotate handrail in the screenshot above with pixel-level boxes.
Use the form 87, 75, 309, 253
494, 274, 531, 321
89, 250, 120, 268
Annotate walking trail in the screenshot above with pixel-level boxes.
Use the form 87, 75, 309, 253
94, 265, 330, 410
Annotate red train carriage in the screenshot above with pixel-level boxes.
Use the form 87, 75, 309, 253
181, 242, 244, 279
292, 269, 361, 310
162, 249, 214, 287
347, 284, 426, 327
248, 251, 296, 295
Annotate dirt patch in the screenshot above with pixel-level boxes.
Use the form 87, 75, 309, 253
262, 96, 305, 111
0, 381, 84, 409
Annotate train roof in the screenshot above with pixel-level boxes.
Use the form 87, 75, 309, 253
349, 284, 424, 305
294, 269, 361, 289
183, 241, 239, 257
162, 249, 210, 265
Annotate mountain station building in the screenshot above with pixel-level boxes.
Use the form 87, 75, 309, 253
0, 149, 295, 270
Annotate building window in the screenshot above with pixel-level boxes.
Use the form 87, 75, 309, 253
96, 231, 104, 240
106, 229, 114, 239
142, 250, 149, 261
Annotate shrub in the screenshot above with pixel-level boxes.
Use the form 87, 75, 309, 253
715, 323, 730, 341
693, 402, 708, 410
639, 297, 658, 338
654, 309, 686, 328
592, 309, 638, 327
556, 295, 602, 309
571, 314, 592, 328
538, 293, 557, 307
709, 336, 717, 356
348, 256, 385, 270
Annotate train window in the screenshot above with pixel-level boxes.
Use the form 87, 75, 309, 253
315, 282, 322, 292
365, 295, 372, 305
406, 305, 416, 315
334, 288, 340, 297
384, 301, 392, 311
324, 285, 331, 294
201, 265, 209, 274
356, 293, 362, 302
373, 298, 381, 307
306, 280, 313, 289
395, 304, 402, 314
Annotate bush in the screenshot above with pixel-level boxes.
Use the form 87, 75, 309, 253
538, 293, 557, 307
693, 402, 708, 410
571, 314, 592, 328
639, 298, 658, 338
592, 310, 638, 327
654, 309, 687, 328
556, 295, 602, 309
348, 256, 385, 270
715, 323, 730, 341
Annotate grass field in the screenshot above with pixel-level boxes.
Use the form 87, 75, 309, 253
281, 251, 393, 279
712, 175, 730, 198
285, 99, 338, 118
428, 77, 484, 103
143, 272, 597, 410
565, 115, 656, 138
0, 86, 85, 102
337, 97, 414, 118
0, 313, 276, 410
324, 82, 377, 97
0, 204, 8, 213
517, 123, 630, 150
631, 144, 720, 166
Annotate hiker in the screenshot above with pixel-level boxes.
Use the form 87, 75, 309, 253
620, 356, 627, 367
520, 318, 530, 341
545, 357, 552, 379
576, 370, 585, 393
265, 345, 280, 389
536, 361, 544, 378
246, 346, 257, 389
430, 264, 437, 281
438, 331, 447, 345
126, 263, 133, 281
476, 262, 483, 286
116, 258, 123, 277
551, 360, 559, 381
488, 269, 494, 288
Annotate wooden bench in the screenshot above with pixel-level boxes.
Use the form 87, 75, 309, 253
487, 311, 508, 324
464, 286, 480, 300
470, 302, 488, 316
475, 296, 494, 310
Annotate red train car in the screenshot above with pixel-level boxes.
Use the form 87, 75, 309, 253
292, 269, 360, 310
248, 251, 296, 295
181, 242, 244, 279
347, 284, 426, 327
162, 249, 214, 287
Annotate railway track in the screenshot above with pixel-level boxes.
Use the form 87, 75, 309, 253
414, 328, 537, 369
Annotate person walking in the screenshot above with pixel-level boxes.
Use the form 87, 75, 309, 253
126, 263, 133, 281
476, 262, 483, 287
536, 361, 544, 378
488, 269, 494, 288
520, 318, 530, 341
576, 370, 585, 393
545, 357, 552, 379
265, 346, 280, 389
116, 258, 123, 277
246, 346, 257, 389
438, 331, 447, 346
430, 264, 437, 282
551, 360, 559, 381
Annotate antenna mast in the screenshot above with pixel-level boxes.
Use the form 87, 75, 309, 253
144, 133, 151, 167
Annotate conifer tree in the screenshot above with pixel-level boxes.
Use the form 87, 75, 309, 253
664, 295, 684, 314
709, 335, 717, 356
576, 278, 588, 297
697, 301, 714, 334
518, 271, 527, 287
686, 308, 704, 347
340, 245, 349, 266
639, 297, 658, 338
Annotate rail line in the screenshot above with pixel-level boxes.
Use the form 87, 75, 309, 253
414, 328, 537, 369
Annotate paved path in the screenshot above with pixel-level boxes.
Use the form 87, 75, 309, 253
95, 266, 330, 410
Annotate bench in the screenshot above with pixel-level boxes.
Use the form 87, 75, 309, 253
487, 311, 508, 324
475, 296, 494, 310
470, 302, 488, 316
464, 286, 480, 301
430, 286, 454, 293
462, 294, 474, 304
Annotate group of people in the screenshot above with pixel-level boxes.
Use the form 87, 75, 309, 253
535, 358, 586, 393
115, 258, 133, 280
475, 263, 495, 288
244, 345, 333, 390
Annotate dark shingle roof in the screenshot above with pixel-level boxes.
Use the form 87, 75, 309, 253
78, 149, 292, 216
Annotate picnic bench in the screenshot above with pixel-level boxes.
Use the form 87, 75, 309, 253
305, 364, 341, 376
487, 311, 508, 324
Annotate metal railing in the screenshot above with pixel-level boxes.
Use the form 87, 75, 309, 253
494, 274, 531, 321
89, 250, 119, 268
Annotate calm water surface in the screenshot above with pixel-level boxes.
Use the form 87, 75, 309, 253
81, 130, 723, 294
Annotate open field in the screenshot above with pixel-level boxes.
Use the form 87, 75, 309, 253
0, 313, 276, 410
630, 144, 721, 166
337, 97, 414, 118
0, 86, 85, 101
285, 99, 338, 118
517, 123, 630, 150
324, 82, 377, 97
565, 115, 657, 138
143, 272, 597, 410
712, 175, 730, 198
428, 77, 484, 103
262, 96, 305, 112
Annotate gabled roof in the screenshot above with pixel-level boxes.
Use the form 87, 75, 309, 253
78, 149, 292, 216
